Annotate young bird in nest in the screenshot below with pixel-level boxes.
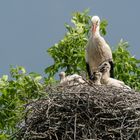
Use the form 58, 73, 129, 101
99, 61, 131, 89
59, 72, 85, 86
91, 71, 102, 85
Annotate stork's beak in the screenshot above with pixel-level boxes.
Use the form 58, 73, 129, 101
92, 24, 97, 33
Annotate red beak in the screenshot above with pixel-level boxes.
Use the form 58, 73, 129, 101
92, 24, 97, 33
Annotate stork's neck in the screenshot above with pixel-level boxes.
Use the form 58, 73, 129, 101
92, 26, 100, 37
101, 71, 110, 84
60, 75, 65, 81
94, 79, 101, 85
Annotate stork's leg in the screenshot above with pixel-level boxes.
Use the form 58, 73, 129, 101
86, 63, 96, 80
90, 72, 97, 81
109, 61, 114, 78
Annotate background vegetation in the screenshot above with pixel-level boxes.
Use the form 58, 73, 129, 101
0, 66, 46, 139
0, 10, 140, 139
45, 10, 140, 90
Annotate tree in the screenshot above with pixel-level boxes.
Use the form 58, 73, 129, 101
0, 66, 46, 139
1, 9, 140, 140
45, 10, 107, 78
113, 40, 140, 90
45, 10, 140, 91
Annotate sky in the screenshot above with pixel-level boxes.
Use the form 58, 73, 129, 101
0, 0, 140, 77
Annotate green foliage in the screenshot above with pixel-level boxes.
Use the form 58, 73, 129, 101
45, 10, 108, 78
45, 10, 140, 91
0, 66, 45, 138
113, 40, 140, 91
0, 134, 8, 140
100, 19, 108, 36
0, 9, 139, 140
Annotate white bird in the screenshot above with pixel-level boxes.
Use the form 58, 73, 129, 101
59, 72, 85, 86
99, 62, 131, 89
85, 15, 114, 80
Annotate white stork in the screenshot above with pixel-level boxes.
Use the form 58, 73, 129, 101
85, 15, 114, 80
99, 62, 131, 89
59, 72, 85, 86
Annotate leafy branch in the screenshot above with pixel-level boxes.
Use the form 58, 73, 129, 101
45, 10, 140, 91
45, 10, 108, 79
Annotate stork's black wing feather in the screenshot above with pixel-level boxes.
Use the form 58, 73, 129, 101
86, 62, 92, 80
109, 61, 114, 78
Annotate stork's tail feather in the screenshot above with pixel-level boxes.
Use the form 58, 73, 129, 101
109, 61, 114, 78
86, 63, 92, 79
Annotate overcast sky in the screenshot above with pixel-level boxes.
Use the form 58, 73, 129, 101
0, 0, 140, 77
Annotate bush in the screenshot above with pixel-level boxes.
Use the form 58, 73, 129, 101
113, 40, 140, 91
0, 66, 46, 139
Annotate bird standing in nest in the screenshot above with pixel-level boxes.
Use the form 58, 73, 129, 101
85, 15, 114, 81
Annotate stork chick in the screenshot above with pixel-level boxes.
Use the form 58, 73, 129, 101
85, 15, 114, 80
59, 72, 85, 86
92, 71, 102, 85
99, 62, 131, 89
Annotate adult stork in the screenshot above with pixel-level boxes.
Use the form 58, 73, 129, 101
85, 15, 114, 80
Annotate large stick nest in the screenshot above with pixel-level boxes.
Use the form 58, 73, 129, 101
17, 82, 140, 140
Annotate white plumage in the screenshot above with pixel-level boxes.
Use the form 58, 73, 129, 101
59, 72, 85, 86
85, 15, 114, 80
99, 62, 131, 89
